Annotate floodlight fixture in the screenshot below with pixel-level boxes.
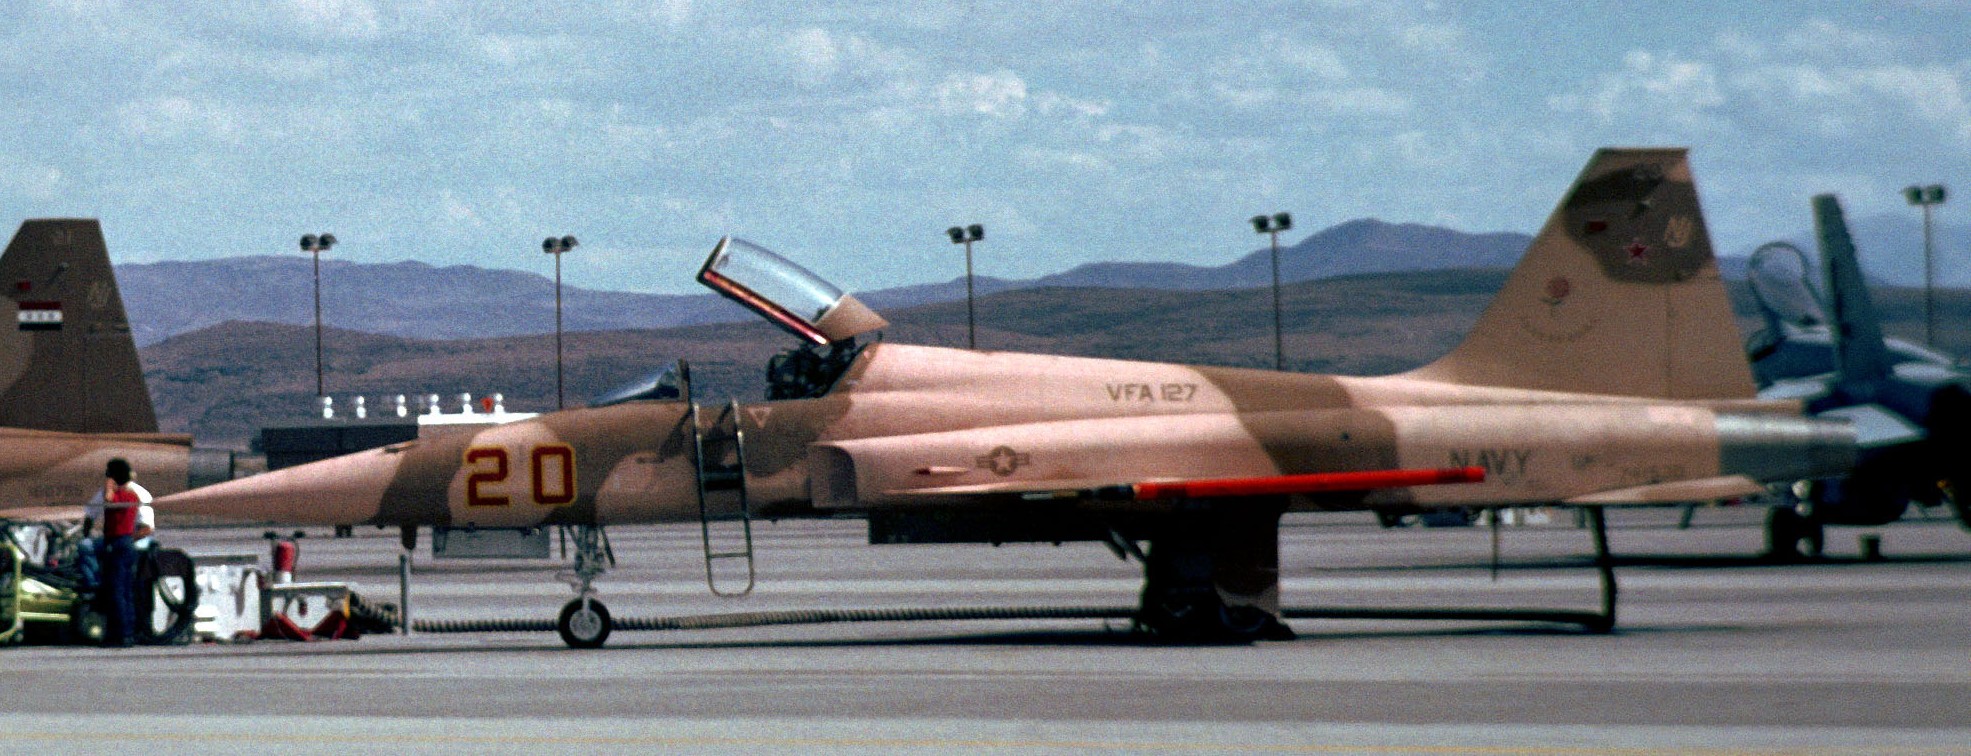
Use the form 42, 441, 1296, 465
1252, 211, 1293, 370
1904, 184, 1949, 347
947, 223, 985, 348
301, 231, 337, 396
542, 234, 581, 408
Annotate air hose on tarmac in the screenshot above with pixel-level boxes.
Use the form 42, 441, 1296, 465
346, 595, 1614, 636
347, 594, 1137, 634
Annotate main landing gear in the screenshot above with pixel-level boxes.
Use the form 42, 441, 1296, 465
1765, 504, 1825, 561
1132, 500, 1296, 644
556, 525, 612, 648
1128, 502, 1621, 642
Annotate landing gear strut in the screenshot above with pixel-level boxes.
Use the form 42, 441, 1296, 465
1765, 504, 1824, 561
1133, 500, 1295, 644
556, 525, 613, 648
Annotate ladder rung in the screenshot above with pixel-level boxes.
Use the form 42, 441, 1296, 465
706, 551, 751, 560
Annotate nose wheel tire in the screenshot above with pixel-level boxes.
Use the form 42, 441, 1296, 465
557, 598, 612, 649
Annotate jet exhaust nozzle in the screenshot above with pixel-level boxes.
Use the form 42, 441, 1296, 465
187, 447, 239, 490
1716, 413, 1857, 484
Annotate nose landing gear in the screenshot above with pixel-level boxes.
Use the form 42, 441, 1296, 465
556, 525, 613, 648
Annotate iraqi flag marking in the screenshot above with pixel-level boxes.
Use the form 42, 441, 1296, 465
18, 300, 62, 331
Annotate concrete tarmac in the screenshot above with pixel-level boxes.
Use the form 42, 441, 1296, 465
5, 507, 1970, 754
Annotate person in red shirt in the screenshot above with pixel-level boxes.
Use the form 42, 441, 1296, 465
86, 458, 151, 647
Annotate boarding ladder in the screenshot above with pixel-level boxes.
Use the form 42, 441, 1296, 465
690, 395, 757, 597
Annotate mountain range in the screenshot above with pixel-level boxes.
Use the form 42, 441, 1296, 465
117, 212, 1968, 347
117, 218, 1531, 346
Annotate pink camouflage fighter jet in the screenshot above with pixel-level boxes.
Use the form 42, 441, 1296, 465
157, 148, 1857, 647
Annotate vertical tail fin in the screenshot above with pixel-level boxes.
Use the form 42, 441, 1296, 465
0, 219, 158, 433
1405, 148, 1755, 400
1811, 194, 1893, 389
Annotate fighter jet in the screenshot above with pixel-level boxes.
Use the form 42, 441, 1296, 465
1743, 195, 1971, 557
0, 219, 236, 523
157, 149, 1856, 647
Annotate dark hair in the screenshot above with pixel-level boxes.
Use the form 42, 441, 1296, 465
106, 458, 132, 485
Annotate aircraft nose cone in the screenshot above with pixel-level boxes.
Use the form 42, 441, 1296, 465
154, 446, 407, 525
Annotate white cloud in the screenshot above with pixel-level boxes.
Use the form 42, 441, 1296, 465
646, 0, 692, 27
1550, 50, 1725, 131
117, 96, 244, 143
935, 70, 1029, 118
282, 0, 383, 40
1727, 61, 1971, 144
785, 27, 841, 85
1094, 124, 1178, 163
440, 189, 481, 227
1854, 65, 1971, 134
0, 157, 64, 202
1311, 86, 1413, 116
1274, 37, 1350, 80
479, 33, 577, 68
1782, 18, 1902, 61
4, 2, 1965, 296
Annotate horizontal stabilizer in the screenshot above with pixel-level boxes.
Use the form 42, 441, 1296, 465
1817, 403, 1924, 449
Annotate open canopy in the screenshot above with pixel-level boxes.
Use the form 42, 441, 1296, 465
697, 237, 888, 345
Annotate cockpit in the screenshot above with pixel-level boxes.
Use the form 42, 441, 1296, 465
698, 237, 889, 400
1747, 241, 1827, 332
590, 238, 889, 408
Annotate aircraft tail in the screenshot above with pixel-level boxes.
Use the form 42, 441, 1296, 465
1811, 194, 1893, 389
0, 219, 158, 433
1405, 148, 1756, 400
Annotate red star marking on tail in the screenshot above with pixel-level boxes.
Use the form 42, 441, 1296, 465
1626, 241, 1650, 265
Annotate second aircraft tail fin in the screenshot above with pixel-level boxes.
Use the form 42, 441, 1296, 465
0, 219, 158, 434
1811, 194, 1893, 390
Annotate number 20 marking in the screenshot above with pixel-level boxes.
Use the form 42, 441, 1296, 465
464, 445, 577, 507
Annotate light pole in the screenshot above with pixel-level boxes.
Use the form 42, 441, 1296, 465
946, 224, 984, 349
1251, 212, 1293, 371
300, 233, 337, 397
543, 235, 579, 410
1904, 185, 1947, 347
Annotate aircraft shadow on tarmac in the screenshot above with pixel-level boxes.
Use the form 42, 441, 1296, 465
1321, 552, 1971, 572
329, 562, 592, 577
76, 619, 1757, 662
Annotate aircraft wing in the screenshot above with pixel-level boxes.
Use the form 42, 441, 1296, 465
810, 406, 1843, 511
1560, 475, 1764, 505
0, 505, 84, 524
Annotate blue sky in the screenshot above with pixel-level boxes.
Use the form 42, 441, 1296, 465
3, 1, 1967, 295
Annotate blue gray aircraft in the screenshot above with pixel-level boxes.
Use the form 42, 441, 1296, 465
1744, 194, 1971, 557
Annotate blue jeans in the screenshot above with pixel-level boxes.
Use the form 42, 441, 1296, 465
75, 536, 100, 590
99, 536, 137, 646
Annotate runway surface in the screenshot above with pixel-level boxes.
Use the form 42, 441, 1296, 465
6, 507, 1970, 754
